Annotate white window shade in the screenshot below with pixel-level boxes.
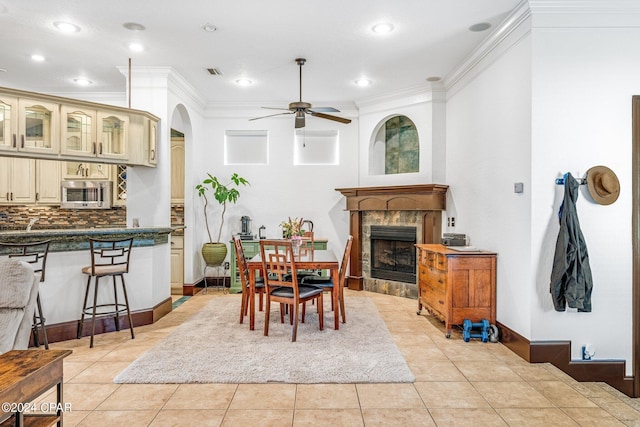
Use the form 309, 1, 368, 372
294, 129, 339, 165
225, 130, 268, 165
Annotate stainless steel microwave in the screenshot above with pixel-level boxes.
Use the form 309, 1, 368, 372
61, 181, 112, 209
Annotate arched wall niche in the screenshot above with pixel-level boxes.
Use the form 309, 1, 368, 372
369, 114, 420, 176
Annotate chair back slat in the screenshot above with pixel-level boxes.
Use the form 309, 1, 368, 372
0, 241, 50, 282
338, 235, 354, 287
89, 238, 133, 275
259, 239, 299, 295
233, 236, 250, 287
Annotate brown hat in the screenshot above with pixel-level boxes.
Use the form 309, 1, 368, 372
586, 165, 620, 205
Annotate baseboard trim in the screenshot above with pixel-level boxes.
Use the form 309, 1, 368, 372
497, 321, 636, 397
32, 297, 173, 346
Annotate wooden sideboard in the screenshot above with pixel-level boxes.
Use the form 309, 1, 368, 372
416, 244, 496, 338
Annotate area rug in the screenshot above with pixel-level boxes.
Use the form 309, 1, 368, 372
114, 294, 414, 384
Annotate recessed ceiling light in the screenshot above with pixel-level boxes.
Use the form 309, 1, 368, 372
54, 21, 80, 33
235, 78, 252, 86
426, 76, 441, 82
355, 78, 372, 87
128, 43, 144, 52
372, 22, 394, 34
202, 23, 217, 32
31, 54, 45, 62
123, 22, 146, 31
73, 78, 93, 86
469, 22, 491, 32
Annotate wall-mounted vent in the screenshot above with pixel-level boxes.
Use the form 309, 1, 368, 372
207, 68, 223, 75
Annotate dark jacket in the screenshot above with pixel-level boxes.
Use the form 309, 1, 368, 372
550, 173, 593, 312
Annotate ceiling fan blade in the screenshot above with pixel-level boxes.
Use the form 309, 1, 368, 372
310, 112, 352, 124
249, 112, 293, 121
260, 106, 292, 111
295, 113, 306, 128
309, 107, 340, 113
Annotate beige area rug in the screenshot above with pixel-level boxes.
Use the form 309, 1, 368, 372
114, 294, 414, 384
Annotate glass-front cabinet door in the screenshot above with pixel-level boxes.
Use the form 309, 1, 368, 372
61, 106, 128, 160
18, 99, 58, 154
0, 96, 18, 152
98, 112, 128, 160
62, 162, 111, 180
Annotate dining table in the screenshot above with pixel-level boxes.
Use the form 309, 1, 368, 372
246, 248, 342, 331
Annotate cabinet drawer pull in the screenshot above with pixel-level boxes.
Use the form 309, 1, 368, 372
438, 279, 444, 284
12, 134, 16, 148
150, 149, 156, 161
92, 142, 96, 155
99, 142, 103, 155
5, 192, 8, 201
438, 300, 444, 305
36, 192, 39, 201
10, 192, 13, 201
20, 134, 25, 148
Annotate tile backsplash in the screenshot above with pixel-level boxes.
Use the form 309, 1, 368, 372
0, 206, 126, 230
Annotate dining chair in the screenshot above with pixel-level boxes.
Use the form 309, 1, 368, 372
0, 240, 51, 349
233, 236, 265, 324
302, 235, 353, 323
260, 239, 324, 342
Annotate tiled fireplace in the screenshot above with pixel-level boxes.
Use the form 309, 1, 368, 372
336, 184, 448, 298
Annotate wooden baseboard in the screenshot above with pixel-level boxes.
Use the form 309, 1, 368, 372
347, 276, 363, 291
31, 297, 172, 346
497, 321, 636, 397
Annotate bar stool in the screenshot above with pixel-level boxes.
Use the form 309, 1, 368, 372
77, 237, 134, 348
0, 240, 50, 349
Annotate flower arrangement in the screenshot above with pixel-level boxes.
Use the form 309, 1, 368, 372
280, 217, 305, 239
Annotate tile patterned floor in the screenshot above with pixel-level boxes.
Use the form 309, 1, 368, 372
35, 290, 640, 426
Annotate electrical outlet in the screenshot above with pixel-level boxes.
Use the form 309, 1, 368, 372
581, 346, 590, 360
450, 217, 455, 227
582, 344, 595, 360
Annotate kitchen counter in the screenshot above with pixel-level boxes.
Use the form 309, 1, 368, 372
0, 226, 185, 253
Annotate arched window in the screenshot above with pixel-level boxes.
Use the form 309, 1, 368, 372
371, 115, 419, 175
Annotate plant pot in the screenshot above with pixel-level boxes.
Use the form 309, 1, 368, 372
202, 242, 227, 266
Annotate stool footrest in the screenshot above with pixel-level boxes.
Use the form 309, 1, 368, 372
82, 303, 130, 317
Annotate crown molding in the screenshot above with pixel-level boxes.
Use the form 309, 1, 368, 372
355, 84, 433, 115
528, 0, 640, 13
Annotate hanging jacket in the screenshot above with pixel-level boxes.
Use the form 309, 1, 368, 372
550, 173, 593, 312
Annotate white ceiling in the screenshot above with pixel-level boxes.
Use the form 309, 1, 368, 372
0, 0, 521, 108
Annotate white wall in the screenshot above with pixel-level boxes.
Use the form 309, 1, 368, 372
445, 27, 533, 340
529, 24, 639, 369
445, 4, 640, 373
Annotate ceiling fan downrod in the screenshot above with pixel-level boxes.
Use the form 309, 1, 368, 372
296, 58, 306, 102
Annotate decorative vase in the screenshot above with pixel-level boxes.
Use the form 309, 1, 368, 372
291, 238, 302, 256
202, 242, 227, 266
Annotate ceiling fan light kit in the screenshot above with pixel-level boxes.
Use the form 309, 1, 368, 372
249, 58, 352, 128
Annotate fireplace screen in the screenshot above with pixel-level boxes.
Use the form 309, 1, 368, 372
370, 225, 417, 283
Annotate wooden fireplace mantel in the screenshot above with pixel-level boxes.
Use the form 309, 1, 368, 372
336, 184, 449, 290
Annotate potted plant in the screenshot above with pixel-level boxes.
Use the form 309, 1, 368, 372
196, 172, 250, 266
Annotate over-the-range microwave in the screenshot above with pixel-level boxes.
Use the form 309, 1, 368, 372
61, 181, 112, 209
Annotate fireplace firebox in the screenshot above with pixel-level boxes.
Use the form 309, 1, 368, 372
370, 225, 417, 283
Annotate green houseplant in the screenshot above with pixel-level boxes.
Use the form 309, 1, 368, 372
196, 172, 249, 266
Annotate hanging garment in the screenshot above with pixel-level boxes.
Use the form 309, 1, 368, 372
550, 173, 593, 312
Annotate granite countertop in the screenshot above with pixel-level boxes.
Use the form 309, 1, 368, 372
0, 225, 186, 252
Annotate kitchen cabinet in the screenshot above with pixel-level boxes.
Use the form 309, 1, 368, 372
171, 235, 184, 294
416, 244, 496, 338
0, 157, 36, 204
60, 106, 129, 161
35, 159, 61, 204
228, 239, 328, 294
0, 94, 58, 156
171, 137, 184, 204
62, 161, 111, 180
128, 114, 159, 167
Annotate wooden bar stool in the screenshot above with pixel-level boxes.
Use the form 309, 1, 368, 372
0, 240, 51, 349
77, 237, 134, 348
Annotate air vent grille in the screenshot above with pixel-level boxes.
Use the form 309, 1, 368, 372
207, 68, 223, 75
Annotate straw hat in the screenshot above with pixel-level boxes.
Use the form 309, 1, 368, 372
586, 165, 620, 205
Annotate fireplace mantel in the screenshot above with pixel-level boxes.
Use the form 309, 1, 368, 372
336, 184, 448, 291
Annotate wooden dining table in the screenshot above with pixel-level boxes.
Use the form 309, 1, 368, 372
246, 249, 342, 331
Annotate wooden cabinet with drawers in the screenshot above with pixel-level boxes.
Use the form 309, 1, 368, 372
416, 244, 496, 338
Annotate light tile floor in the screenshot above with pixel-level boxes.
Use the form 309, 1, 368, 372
34, 290, 640, 426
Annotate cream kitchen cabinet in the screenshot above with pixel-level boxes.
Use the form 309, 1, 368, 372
170, 235, 184, 294
128, 113, 159, 167
171, 137, 184, 204
0, 95, 59, 156
0, 157, 36, 204
35, 159, 61, 204
60, 105, 129, 161
62, 161, 111, 180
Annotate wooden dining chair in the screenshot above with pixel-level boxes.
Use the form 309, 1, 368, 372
302, 235, 353, 323
233, 236, 265, 324
260, 239, 324, 342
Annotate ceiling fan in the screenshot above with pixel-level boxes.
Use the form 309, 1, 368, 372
249, 58, 352, 129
